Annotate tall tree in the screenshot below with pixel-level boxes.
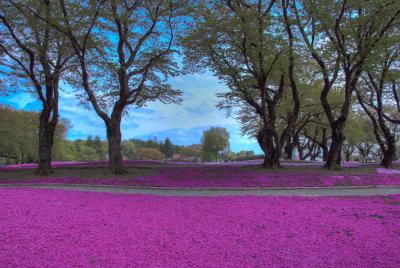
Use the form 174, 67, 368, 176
356, 41, 400, 167
0, 0, 72, 174
294, 0, 400, 169
28, 0, 185, 173
185, 0, 299, 167
93, 136, 106, 160
162, 138, 174, 159
201, 127, 230, 162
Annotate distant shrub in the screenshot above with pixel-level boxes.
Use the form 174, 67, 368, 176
79, 146, 100, 161
135, 148, 164, 160
122, 141, 136, 160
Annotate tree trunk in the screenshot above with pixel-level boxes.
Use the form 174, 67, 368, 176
321, 145, 328, 162
324, 128, 345, 170
284, 141, 293, 160
310, 147, 321, 161
345, 151, 351, 161
262, 149, 281, 168
257, 129, 281, 168
36, 109, 56, 175
381, 136, 396, 168
107, 113, 124, 174
294, 135, 304, 160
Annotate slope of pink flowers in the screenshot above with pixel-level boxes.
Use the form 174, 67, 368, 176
130, 166, 400, 188
1, 165, 400, 188
1, 160, 399, 188
0, 188, 399, 267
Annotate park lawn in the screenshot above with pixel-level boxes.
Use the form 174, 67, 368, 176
0, 188, 399, 267
0, 161, 400, 188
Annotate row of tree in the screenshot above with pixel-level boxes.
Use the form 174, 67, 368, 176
0, 105, 67, 164
0, 103, 397, 165
184, 0, 400, 168
0, 105, 232, 163
1, 0, 399, 174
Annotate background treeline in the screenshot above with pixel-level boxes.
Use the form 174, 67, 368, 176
1, 105, 398, 165
0, 105, 67, 164
0, 105, 235, 164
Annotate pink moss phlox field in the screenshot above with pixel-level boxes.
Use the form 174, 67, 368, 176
341, 161, 361, 168
377, 168, 400, 175
0, 188, 399, 267
129, 166, 400, 188
0, 159, 367, 171
1, 160, 399, 188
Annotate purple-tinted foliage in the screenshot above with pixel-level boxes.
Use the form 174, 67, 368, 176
0, 188, 399, 267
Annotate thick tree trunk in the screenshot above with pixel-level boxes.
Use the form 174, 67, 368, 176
257, 129, 281, 168
381, 136, 396, 168
321, 144, 328, 162
324, 128, 345, 170
106, 112, 124, 174
36, 109, 56, 175
284, 141, 293, 160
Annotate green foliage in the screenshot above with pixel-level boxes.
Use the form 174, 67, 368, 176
79, 145, 99, 162
0, 105, 66, 164
177, 144, 202, 160
135, 148, 164, 161
93, 136, 106, 160
201, 127, 230, 162
52, 136, 107, 162
160, 138, 174, 158
121, 141, 136, 160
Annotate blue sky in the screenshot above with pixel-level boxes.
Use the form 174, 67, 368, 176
0, 72, 262, 153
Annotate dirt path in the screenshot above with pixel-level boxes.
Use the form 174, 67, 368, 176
1, 183, 400, 196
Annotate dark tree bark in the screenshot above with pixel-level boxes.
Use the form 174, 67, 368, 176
257, 127, 281, 168
381, 139, 396, 168
36, 42, 61, 175
37, 108, 57, 174
324, 123, 346, 169
106, 122, 123, 174
294, 134, 304, 160
284, 138, 294, 160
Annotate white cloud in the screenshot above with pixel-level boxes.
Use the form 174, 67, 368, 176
1, 72, 261, 153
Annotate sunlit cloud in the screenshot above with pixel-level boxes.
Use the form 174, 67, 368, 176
0, 72, 261, 153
